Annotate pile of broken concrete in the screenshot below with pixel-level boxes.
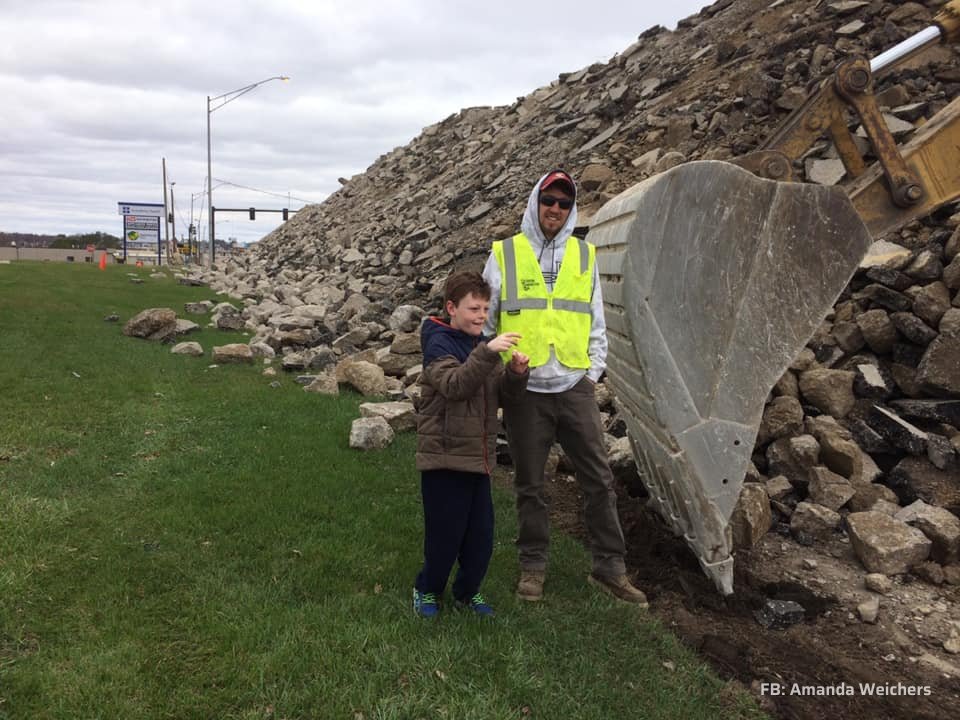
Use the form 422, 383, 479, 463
121, 0, 959, 602
731, 220, 960, 590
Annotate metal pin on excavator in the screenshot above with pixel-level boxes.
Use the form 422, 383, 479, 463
591, 0, 960, 594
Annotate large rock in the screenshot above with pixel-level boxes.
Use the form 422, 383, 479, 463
389, 305, 425, 332
807, 466, 856, 510
339, 293, 372, 321
349, 416, 395, 450
943, 256, 960, 290
910, 281, 951, 326
940, 308, 960, 335
174, 319, 200, 335
888, 399, 960, 428
846, 511, 932, 575
867, 404, 928, 456
917, 334, 960, 397
767, 435, 820, 488
390, 332, 422, 355
579, 163, 615, 191
853, 362, 896, 400
212, 344, 254, 364
790, 502, 840, 540
333, 326, 371, 350
859, 284, 911, 312
730, 482, 772, 549
171, 341, 203, 356
214, 304, 245, 331
343, 360, 388, 396
856, 309, 897, 354
123, 308, 177, 341
888, 457, 960, 513
250, 342, 276, 359
832, 321, 864, 353
359, 401, 417, 432
806, 418, 863, 481
848, 483, 900, 512
890, 312, 938, 345
335, 350, 379, 382
799, 368, 856, 418
304, 372, 339, 395
184, 300, 214, 314
280, 328, 314, 347
906, 249, 943, 281
758, 396, 804, 445
375, 346, 420, 377
895, 500, 960, 565
860, 239, 912, 268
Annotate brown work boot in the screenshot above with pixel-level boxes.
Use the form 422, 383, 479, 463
588, 573, 649, 607
516, 570, 545, 602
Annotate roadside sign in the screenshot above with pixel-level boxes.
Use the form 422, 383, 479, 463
117, 202, 164, 217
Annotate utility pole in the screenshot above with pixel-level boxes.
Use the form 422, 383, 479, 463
189, 191, 196, 262
170, 181, 177, 257
162, 158, 170, 265
207, 99, 214, 268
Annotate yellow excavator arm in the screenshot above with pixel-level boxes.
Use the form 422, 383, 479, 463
736, 0, 960, 236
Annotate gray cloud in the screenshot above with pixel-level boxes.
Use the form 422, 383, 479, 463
2, 0, 707, 245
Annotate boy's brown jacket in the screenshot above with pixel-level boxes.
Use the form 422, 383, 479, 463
415, 340, 528, 474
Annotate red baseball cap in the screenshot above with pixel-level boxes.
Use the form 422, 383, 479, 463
540, 170, 575, 196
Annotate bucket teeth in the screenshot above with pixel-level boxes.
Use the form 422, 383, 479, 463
590, 161, 872, 595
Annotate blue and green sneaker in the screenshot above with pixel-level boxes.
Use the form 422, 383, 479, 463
413, 588, 440, 618
455, 592, 495, 618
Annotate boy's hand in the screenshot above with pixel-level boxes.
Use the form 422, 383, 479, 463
509, 350, 529, 374
487, 332, 521, 353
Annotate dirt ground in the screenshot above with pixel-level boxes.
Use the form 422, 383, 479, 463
494, 468, 959, 720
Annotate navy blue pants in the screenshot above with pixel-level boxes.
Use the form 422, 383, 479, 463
415, 469, 494, 601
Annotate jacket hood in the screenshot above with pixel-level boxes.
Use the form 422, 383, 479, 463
519, 171, 579, 253
420, 316, 480, 366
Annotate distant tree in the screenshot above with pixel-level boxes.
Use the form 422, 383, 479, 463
49, 231, 122, 249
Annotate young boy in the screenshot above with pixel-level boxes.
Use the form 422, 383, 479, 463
413, 270, 529, 618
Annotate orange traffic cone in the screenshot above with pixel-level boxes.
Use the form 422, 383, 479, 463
98, 252, 107, 270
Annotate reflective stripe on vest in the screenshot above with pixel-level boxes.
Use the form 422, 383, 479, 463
493, 233, 594, 368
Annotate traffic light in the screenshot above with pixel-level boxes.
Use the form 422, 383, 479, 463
282, 208, 289, 221
249, 207, 256, 220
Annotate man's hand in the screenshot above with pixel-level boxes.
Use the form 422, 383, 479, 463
487, 332, 521, 353
509, 350, 529, 374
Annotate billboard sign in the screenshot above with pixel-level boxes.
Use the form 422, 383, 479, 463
123, 215, 161, 263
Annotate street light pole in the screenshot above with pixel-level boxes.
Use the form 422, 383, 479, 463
206, 98, 212, 267
206, 75, 289, 268
170, 181, 177, 254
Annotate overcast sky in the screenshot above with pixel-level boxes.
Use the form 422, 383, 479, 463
1, 0, 707, 247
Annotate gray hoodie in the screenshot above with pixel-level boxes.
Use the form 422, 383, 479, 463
482, 172, 607, 393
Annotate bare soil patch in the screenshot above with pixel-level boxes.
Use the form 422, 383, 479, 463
494, 468, 960, 720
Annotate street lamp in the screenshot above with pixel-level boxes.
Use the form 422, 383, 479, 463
10, 241, 18, 262
206, 75, 289, 268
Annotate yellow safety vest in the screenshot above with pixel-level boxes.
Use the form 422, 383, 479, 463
492, 232, 595, 368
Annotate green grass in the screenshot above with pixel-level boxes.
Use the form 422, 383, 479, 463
0, 262, 767, 720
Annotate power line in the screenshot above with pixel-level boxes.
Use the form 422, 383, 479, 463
211, 177, 318, 205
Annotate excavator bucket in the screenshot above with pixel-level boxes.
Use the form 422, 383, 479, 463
589, 161, 873, 594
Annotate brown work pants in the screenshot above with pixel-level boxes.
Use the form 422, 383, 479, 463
503, 377, 627, 577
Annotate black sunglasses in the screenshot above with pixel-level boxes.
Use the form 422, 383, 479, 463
539, 195, 573, 210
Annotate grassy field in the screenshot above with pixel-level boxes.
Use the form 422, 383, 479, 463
0, 261, 767, 720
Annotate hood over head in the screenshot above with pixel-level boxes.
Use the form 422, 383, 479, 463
420, 315, 480, 366
520, 170, 578, 252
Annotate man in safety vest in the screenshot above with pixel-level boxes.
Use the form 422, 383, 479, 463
482, 170, 648, 606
